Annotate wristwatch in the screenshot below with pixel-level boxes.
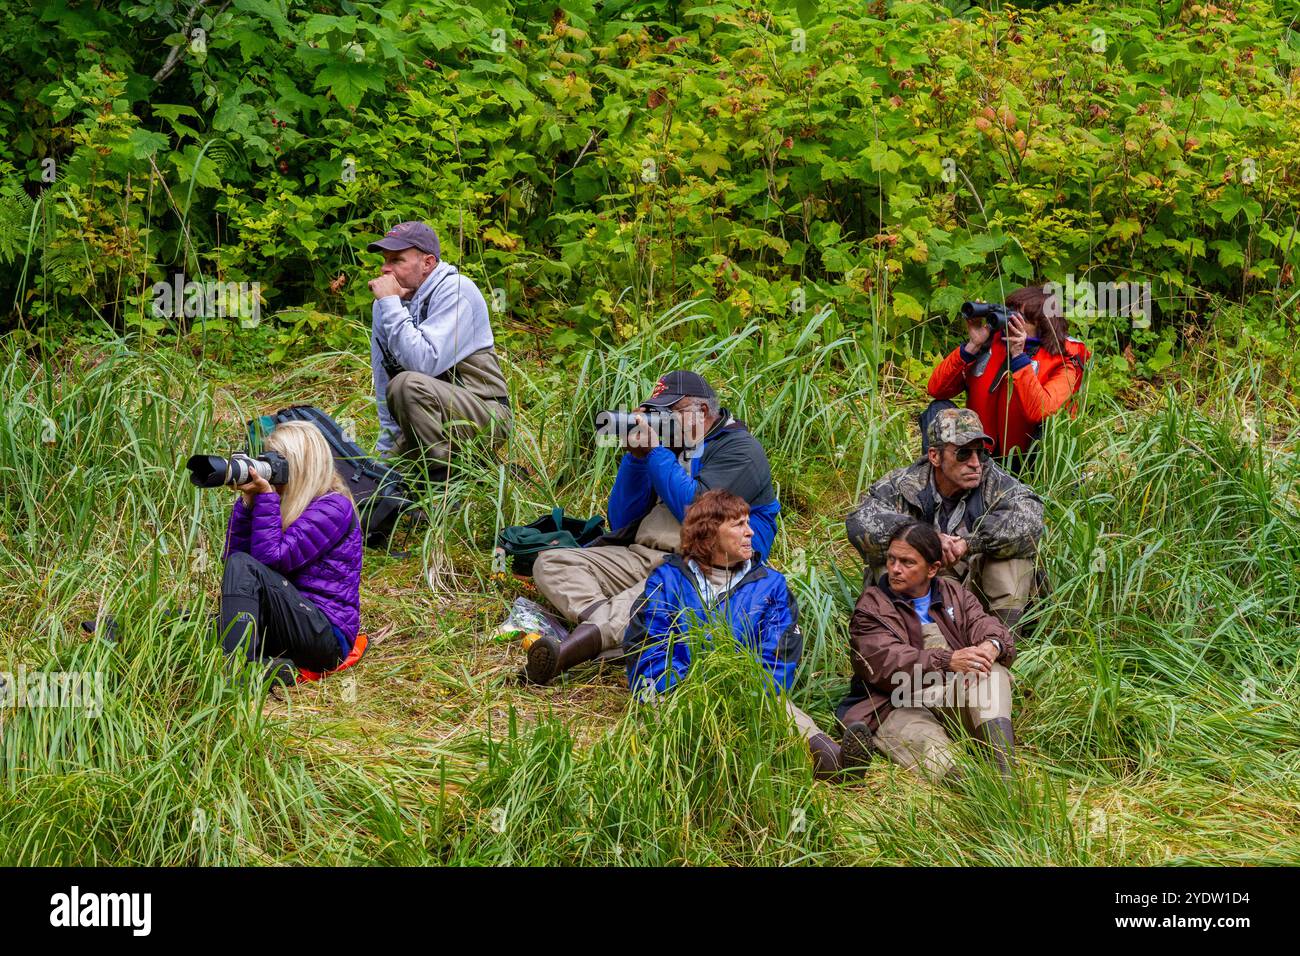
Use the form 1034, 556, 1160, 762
988, 637, 1003, 657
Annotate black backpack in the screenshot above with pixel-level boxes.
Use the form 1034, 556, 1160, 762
248, 405, 418, 550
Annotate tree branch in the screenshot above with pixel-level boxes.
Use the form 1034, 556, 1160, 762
152, 0, 218, 84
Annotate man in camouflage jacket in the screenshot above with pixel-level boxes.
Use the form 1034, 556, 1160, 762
846, 407, 1043, 631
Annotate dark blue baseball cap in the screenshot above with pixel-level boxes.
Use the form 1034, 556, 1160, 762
367, 221, 441, 257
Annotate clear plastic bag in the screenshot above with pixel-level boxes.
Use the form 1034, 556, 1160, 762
491, 596, 568, 649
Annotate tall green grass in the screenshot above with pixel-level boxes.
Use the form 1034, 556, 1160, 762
1, 304, 1298, 864
448, 623, 837, 865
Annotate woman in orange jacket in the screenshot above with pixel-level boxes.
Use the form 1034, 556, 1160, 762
924, 284, 1090, 474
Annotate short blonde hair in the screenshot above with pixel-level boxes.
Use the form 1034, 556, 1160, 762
264, 421, 356, 529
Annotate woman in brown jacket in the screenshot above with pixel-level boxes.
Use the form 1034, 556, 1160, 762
838, 520, 1018, 782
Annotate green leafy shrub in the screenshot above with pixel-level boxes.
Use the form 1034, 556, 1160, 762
0, 0, 1294, 372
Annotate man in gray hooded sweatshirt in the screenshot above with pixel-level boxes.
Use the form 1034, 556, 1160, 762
367, 221, 511, 480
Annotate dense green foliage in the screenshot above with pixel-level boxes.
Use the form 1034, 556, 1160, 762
2, 0, 1298, 386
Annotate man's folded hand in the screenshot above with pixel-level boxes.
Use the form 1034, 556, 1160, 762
938, 531, 969, 567
369, 273, 407, 300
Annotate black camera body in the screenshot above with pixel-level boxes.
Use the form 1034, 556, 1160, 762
594, 409, 668, 435
961, 300, 1014, 334
187, 451, 289, 488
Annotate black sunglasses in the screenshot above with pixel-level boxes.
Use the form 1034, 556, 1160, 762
953, 445, 990, 463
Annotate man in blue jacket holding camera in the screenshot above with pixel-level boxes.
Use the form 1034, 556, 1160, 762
524, 370, 781, 685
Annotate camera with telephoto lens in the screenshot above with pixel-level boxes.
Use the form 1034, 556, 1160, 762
594, 409, 668, 436
186, 451, 289, 488
593, 408, 689, 450
961, 301, 1015, 334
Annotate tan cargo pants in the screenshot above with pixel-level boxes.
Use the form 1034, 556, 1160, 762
532, 502, 689, 654
387, 370, 511, 469
531, 543, 669, 653
871, 623, 1013, 782
786, 701, 826, 742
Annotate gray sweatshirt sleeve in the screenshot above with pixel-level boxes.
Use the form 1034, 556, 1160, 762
374, 287, 481, 381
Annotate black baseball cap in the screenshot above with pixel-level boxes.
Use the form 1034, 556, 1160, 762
640, 370, 716, 409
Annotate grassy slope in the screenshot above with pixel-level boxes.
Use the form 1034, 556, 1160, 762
1, 311, 1298, 865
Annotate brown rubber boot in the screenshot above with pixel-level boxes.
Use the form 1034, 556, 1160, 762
807, 733, 843, 780
522, 621, 604, 685
840, 721, 875, 772
974, 717, 1017, 780
993, 607, 1026, 642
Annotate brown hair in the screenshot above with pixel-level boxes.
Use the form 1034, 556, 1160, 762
1006, 283, 1068, 356
680, 489, 750, 565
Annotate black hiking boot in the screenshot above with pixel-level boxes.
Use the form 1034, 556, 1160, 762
974, 717, 1017, 780
993, 607, 1027, 643
80, 615, 121, 644
265, 657, 299, 687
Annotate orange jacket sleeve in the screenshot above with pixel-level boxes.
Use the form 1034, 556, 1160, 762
1010, 358, 1082, 425
927, 346, 972, 400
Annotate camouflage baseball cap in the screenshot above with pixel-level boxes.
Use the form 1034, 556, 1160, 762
927, 407, 992, 449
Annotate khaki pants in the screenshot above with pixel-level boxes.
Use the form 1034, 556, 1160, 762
872, 623, 1013, 782
786, 701, 825, 743
961, 555, 1035, 614
387, 370, 511, 469
531, 544, 670, 652
870, 556, 1035, 614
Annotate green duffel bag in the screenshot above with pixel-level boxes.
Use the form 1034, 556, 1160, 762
496, 508, 606, 577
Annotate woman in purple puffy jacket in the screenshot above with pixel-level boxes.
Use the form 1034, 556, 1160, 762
221, 421, 363, 684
